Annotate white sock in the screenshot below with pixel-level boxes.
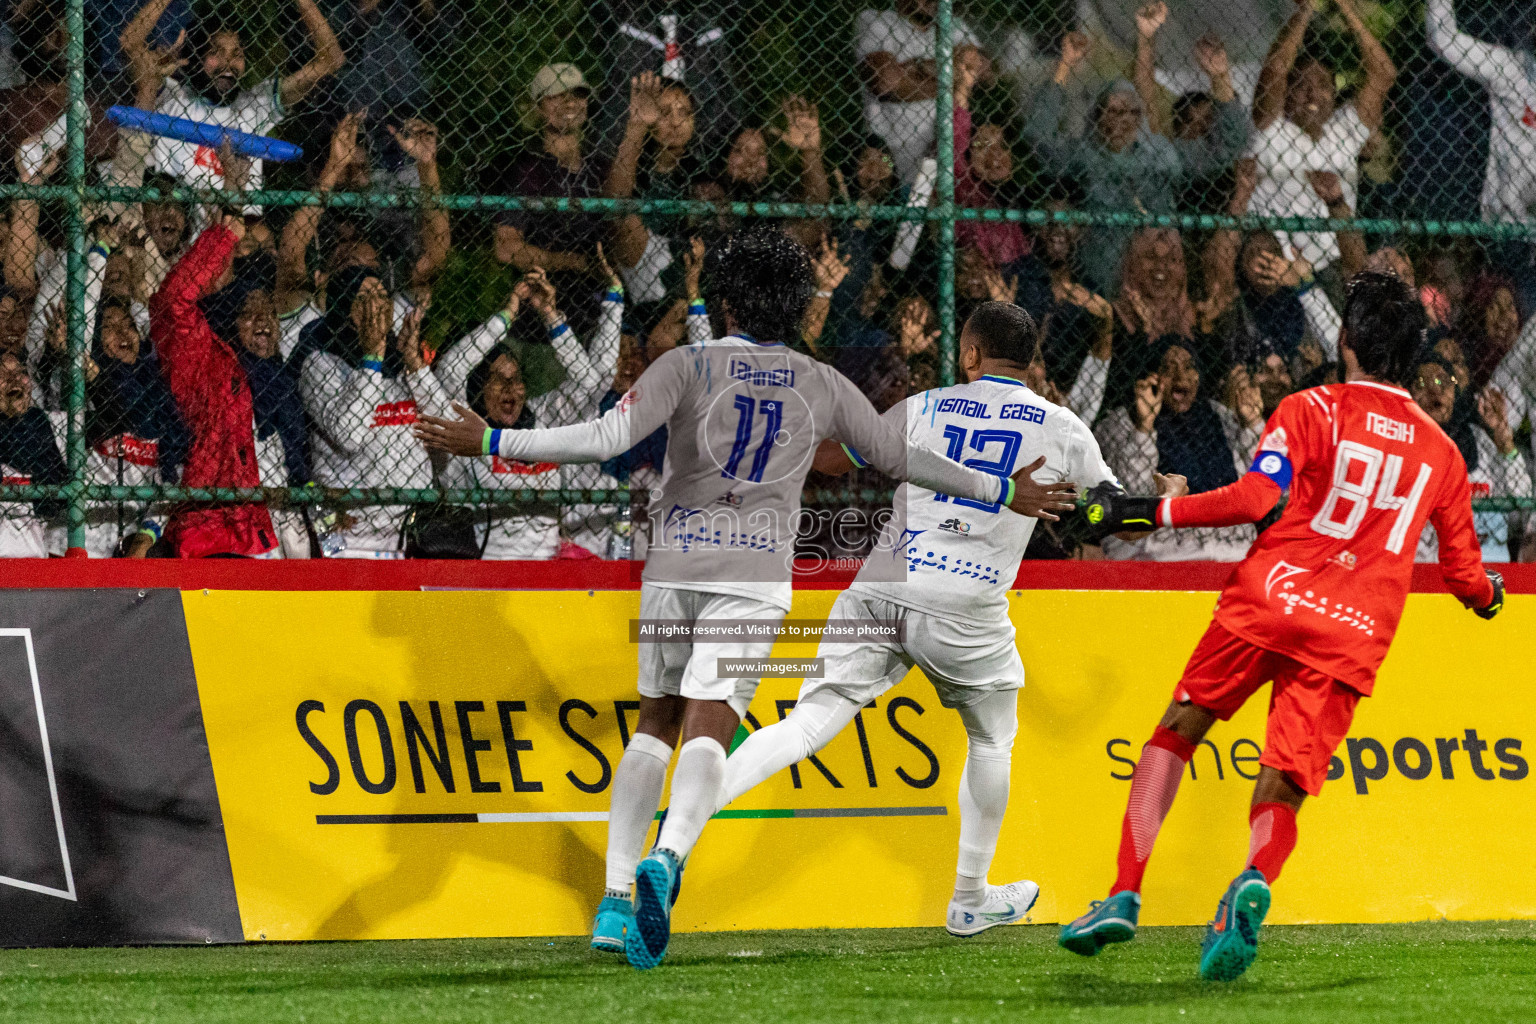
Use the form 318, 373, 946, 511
954, 870, 987, 908
954, 756, 1010, 905
654, 737, 727, 861
953, 692, 1017, 907
719, 692, 863, 811
604, 732, 673, 892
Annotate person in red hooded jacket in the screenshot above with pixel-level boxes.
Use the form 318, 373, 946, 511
151, 211, 278, 557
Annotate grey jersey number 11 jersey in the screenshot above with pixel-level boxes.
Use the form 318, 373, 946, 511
852, 375, 1120, 625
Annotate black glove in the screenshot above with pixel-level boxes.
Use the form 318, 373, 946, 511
1082, 482, 1161, 541
1474, 568, 1504, 621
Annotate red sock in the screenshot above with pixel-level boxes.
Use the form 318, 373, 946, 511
1110, 726, 1198, 896
1247, 802, 1298, 883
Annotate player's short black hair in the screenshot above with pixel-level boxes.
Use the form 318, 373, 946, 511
962, 301, 1039, 366
1342, 271, 1426, 386
707, 227, 814, 345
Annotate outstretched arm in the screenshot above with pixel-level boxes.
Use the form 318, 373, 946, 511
391, 120, 450, 291
1335, 0, 1395, 131
1022, 33, 1090, 175
1253, 0, 1313, 132
119, 0, 177, 108
277, 112, 358, 314
415, 348, 690, 463
829, 376, 1078, 517
279, 0, 346, 109
1426, 0, 1525, 92
1133, 3, 1170, 138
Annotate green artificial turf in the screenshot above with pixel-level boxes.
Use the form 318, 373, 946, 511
0, 922, 1531, 1023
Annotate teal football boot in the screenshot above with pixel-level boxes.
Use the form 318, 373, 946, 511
1198, 868, 1271, 981
590, 894, 632, 953
1058, 890, 1141, 956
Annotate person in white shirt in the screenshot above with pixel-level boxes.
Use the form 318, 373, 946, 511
721, 301, 1122, 938
1245, 0, 1395, 274
434, 268, 623, 560
0, 352, 66, 558
120, 0, 345, 202
41, 297, 189, 559
856, 0, 984, 182
1427, 0, 1536, 224
292, 264, 449, 558
273, 113, 449, 358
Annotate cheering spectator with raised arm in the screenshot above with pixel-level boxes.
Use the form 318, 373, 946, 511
39, 295, 189, 558
436, 260, 624, 559
276, 113, 447, 350
496, 64, 608, 335
702, 96, 830, 251
605, 70, 706, 306
1024, 28, 1246, 293
856, 0, 985, 183
1247, 0, 1395, 276
152, 213, 282, 558
953, 44, 1028, 276
121, 0, 345, 200
291, 265, 448, 559
1094, 338, 1259, 562
1426, 0, 1536, 225
274, 111, 362, 356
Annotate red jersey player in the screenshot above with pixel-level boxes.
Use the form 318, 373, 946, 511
1060, 273, 1505, 981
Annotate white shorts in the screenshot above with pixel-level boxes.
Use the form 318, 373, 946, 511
635, 583, 785, 717
800, 589, 1024, 710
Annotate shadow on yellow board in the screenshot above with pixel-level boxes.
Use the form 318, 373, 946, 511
182, 586, 1535, 941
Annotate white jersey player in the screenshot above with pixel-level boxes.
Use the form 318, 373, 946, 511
413, 231, 1079, 970
720, 301, 1121, 936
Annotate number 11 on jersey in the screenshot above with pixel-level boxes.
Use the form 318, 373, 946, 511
722, 396, 784, 483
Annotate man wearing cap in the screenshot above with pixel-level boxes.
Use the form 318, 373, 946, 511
495, 62, 610, 336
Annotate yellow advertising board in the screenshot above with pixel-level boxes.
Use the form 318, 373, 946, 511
182, 587, 1534, 941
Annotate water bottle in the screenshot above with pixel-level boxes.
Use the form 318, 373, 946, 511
311, 505, 347, 557
606, 504, 633, 560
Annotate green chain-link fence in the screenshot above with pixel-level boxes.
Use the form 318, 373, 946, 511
2, 0, 1534, 560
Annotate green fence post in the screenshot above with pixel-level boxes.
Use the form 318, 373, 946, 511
934, 0, 956, 386
62, 0, 87, 555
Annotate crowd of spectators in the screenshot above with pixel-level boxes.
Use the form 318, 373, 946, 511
0, 0, 1530, 563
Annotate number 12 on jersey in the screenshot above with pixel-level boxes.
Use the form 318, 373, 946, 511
933, 425, 1023, 513
1309, 439, 1433, 554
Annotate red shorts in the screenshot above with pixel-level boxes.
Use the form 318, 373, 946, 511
1174, 620, 1362, 797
